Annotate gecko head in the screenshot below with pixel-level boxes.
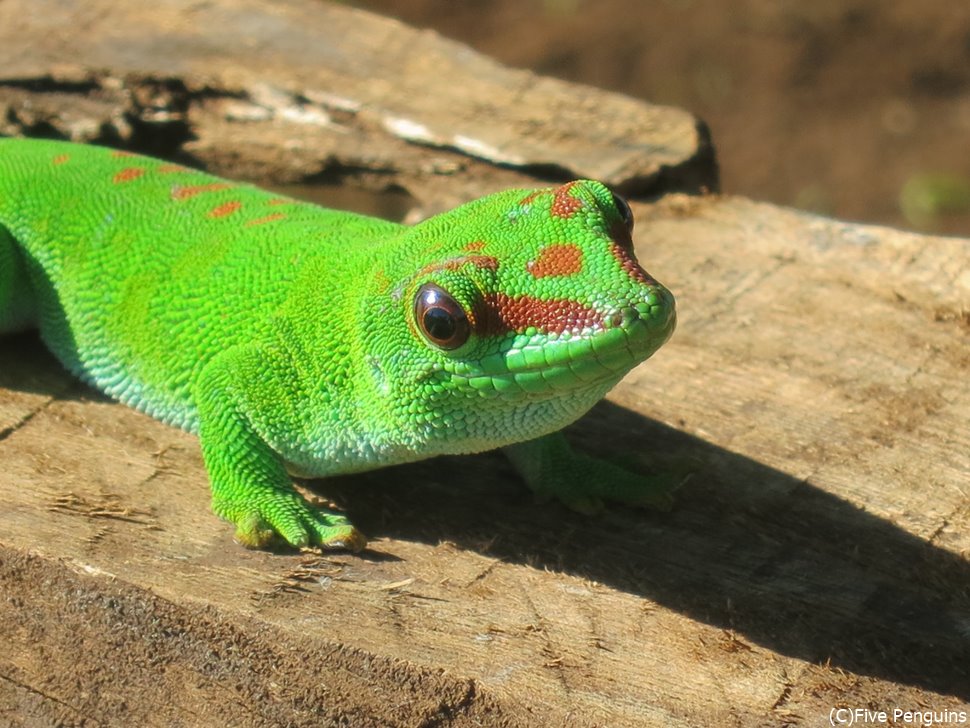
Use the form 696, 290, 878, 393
367, 180, 675, 443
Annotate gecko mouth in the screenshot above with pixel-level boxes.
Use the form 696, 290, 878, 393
448, 288, 676, 398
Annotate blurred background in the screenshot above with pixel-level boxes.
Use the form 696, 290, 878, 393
350, 0, 970, 235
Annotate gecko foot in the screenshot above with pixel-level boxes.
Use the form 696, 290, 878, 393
504, 432, 690, 516
214, 491, 367, 552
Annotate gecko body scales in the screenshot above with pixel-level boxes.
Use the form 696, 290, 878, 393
0, 139, 676, 550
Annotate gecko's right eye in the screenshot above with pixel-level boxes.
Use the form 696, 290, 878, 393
415, 283, 471, 350
611, 191, 634, 234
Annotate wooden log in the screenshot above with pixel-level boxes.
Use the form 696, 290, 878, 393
0, 0, 967, 725
0, 0, 713, 209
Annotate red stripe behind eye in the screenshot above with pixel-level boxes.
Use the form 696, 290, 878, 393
477, 293, 603, 336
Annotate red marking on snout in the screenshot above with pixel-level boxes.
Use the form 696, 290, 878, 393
528, 243, 584, 278
608, 219, 654, 285
158, 164, 189, 174
610, 242, 655, 285
111, 150, 137, 158
51, 154, 71, 165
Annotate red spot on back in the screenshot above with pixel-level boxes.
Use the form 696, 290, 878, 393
477, 293, 603, 336
528, 243, 584, 278
244, 212, 286, 227
113, 167, 145, 184
51, 154, 70, 165
464, 240, 487, 252
208, 201, 242, 218
158, 164, 189, 174
268, 198, 291, 206
171, 183, 231, 201
111, 150, 137, 158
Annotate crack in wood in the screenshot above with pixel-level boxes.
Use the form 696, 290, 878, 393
0, 397, 51, 442
0, 669, 100, 726
46, 492, 158, 527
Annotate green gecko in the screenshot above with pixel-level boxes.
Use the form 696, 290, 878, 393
0, 138, 676, 552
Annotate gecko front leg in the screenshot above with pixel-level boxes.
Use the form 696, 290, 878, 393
503, 432, 681, 515
194, 346, 366, 551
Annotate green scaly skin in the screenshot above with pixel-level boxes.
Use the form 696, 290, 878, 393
0, 138, 676, 551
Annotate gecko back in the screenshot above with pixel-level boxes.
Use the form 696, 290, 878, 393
0, 137, 400, 429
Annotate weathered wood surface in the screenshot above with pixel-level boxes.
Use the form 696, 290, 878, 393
0, 0, 713, 210
1, 1, 968, 726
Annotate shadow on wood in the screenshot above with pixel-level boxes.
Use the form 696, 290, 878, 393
325, 399, 970, 699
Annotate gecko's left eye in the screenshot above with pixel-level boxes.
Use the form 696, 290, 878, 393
611, 191, 634, 234
414, 283, 471, 350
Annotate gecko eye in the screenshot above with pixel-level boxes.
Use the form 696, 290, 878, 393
611, 191, 634, 233
415, 283, 471, 350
